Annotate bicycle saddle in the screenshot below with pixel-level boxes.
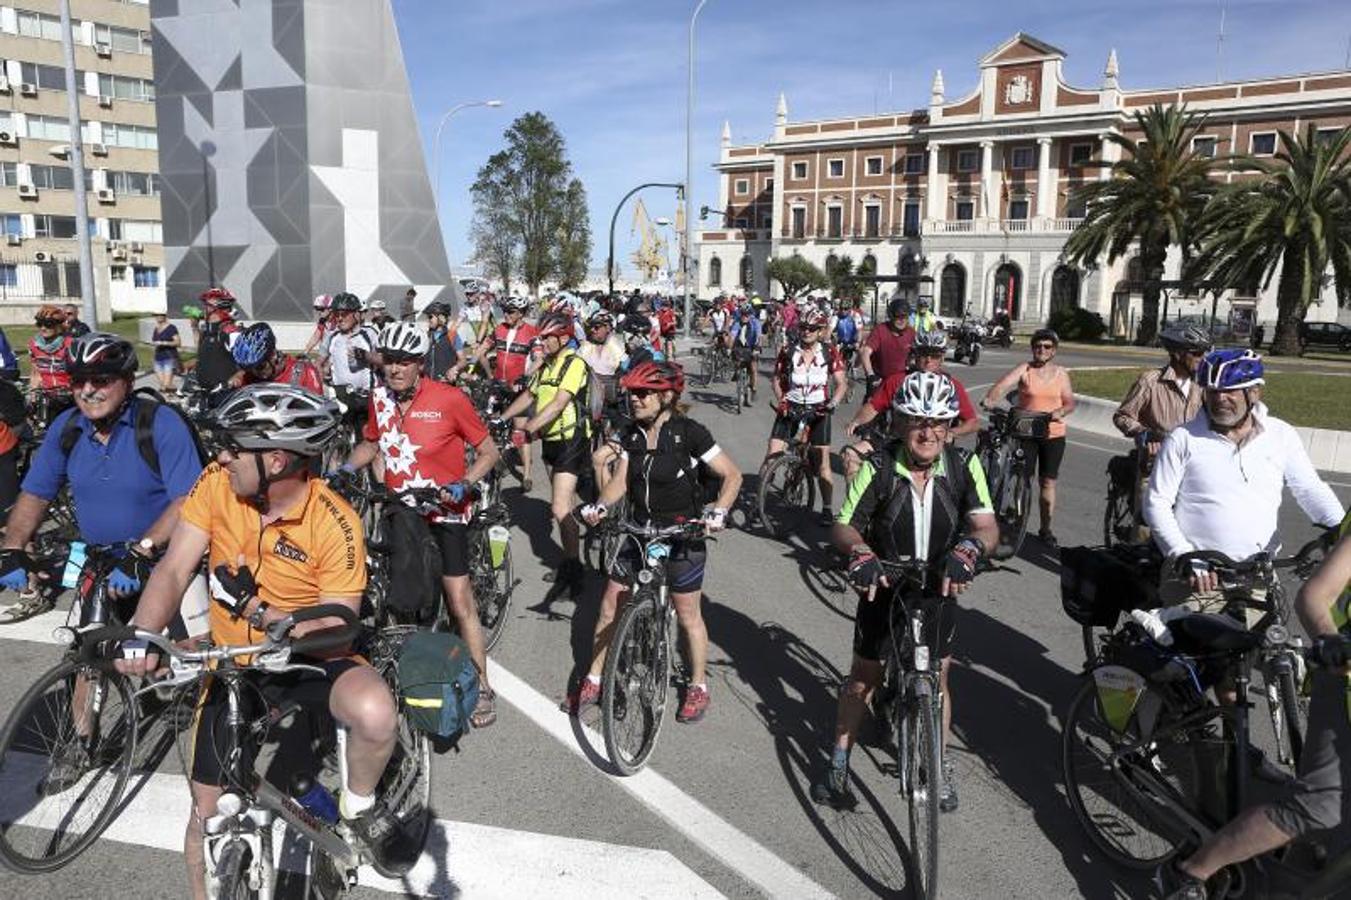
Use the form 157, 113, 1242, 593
1167, 613, 1262, 654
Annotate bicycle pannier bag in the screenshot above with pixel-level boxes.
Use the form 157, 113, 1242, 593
1060, 544, 1160, 627
1107, 451, 1138, 494
381, 502, 442, 620
396, 631, 480, 740
1009, 410, 1052, 440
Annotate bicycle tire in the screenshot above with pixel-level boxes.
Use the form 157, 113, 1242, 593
358, 632, 433, 853
1062, 678, 1198, 869
1274, 663, 1306, 767
757, 454, 816, 538
905, 680, 941, 900
1102, 480, 1132, 549
998, 460, 1033, 557
470, 527, 514, 653
735, 368, 746, 414
700, 350, 715, 386
0, 658, 139, 874
601, 591, 670, 775
215, 838, 258, 900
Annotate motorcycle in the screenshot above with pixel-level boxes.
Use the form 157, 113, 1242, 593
950, 317, 984, 366
984, 316, 1013, 348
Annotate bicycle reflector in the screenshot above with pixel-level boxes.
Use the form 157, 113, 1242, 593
52, 626, 76, 646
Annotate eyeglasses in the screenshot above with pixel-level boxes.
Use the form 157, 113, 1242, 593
904, 416, 951, 432
36, 319, 63, 328
629, 388, 660, 399
1032, 343, 1056, 351
72, 374, 120, 389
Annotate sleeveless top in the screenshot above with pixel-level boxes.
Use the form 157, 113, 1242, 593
1018, 365, 1066, 439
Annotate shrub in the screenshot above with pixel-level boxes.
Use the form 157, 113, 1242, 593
1047, 307, 1108, 342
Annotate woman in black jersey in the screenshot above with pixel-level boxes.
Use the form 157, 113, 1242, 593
565, 361, 742, 724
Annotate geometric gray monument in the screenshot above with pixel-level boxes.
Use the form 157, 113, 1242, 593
150, 0, 454, 319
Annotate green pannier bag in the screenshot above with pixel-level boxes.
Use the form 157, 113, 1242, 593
396, 631, 480, 741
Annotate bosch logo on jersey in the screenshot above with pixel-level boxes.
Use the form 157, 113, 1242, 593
272, 536, 309, 563
407, 410, 443, 421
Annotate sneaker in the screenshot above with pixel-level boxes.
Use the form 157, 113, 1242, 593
1154, 860, 1209, 900
810, 760, 857, 811
560, 679, 601, 715
347, 800, 421, 878
1038, 529, 1059, 549
40, 740, 91, 796
939, 759, 959, 813
676, 685, 710, 723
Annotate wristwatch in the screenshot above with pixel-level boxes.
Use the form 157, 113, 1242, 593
135, 537, 155, 557
247, 600, 270, 630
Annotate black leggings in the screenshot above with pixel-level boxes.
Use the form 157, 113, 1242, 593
0, 446, 17, 518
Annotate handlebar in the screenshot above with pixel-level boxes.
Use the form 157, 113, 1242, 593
613, 519, 709, 541
1172, 529, 1337, 580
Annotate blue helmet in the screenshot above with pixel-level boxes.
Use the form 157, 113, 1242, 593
1197, 348, 1264, 390
232, 322, 276, 369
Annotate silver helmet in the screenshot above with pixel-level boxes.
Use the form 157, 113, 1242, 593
213, 384, 340, 457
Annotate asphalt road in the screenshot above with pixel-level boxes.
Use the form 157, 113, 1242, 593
0, 342, 1347, 900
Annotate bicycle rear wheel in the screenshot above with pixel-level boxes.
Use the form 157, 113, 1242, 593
757, 454, 816, 538
0, 658, 140, 873
1102, 481, 1132, 549
601, 591, 670, 775
902, 680, 941, 900
997, 461, 1033, 557
364, 631, 433, 854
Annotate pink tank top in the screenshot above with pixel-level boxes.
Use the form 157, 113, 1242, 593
1018, 366, 1066, 438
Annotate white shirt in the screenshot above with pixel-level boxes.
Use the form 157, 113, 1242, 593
328, 327, 375, 390
1144, 403, 1344, 561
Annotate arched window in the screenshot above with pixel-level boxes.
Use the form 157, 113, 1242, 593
1050, 266, 1080, 316
740, 255, 753, 289
993, 262, 1023, 319
899, 253, 918, 278
708, 256, 722, 287
1126, 256, 1143, 289
939, 263, 966, 318
861, 252, 877, 274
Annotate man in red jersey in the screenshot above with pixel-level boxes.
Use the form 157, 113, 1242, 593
477, 294, 540, 490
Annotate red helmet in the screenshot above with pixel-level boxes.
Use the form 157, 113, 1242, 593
201, 286, 236, 309
620, 360, 685, 395
800, 307, 829, 330
535, 312, 574, 341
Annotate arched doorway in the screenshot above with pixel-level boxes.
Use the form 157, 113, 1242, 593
739, 255, 753, 289
992, 262, 1022, 319
708, 256, 722, 288
939, 263, 966, 318
1050, 266, 1080, 316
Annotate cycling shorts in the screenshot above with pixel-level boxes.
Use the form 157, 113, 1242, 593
430, 521, 469, 578
541, 432, 592, 477
1266, 669, 1348, 837
732, 346, 757, 366
1031, 436, 1066, 480
838, 342, 858, 360
189, 657, 363, 787
771, 408, 832, 447
853, 589, 956, 662
609, 538, 707, 594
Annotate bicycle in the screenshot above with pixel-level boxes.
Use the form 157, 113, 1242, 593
1102, 433, 1153, 549
699, 338, 733, 386
757, 403, 825, 538
731, 347, 754, 413
974, 408, 1046, 559
840, 344, 860, 404
600, 518, 707, 775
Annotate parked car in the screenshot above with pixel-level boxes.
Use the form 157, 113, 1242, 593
1298, 321, 1351, 353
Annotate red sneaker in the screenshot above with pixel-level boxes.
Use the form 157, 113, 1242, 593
560, 679, 601, 716
677, 684, 710, 723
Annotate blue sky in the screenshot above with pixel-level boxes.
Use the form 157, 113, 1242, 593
391, 0, 1350, 279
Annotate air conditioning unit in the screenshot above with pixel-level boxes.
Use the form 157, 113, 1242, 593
16, 183, 38, 199
130, 254, 143, 266
34, 251, 51, 263
5, 234, 21, 247
89, 143, 108, 157
98, 95, 113, 109
110, 247, 127, 260
0, 77, 10, 95
0, 131, 16, 147
129, 241, 144, 253
96, 188, 115, 203
19, 83, 36, 98
95, 42, 112, 58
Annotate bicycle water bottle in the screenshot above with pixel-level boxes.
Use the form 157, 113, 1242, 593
288, 772, 339, 825
61, 541, 87, 590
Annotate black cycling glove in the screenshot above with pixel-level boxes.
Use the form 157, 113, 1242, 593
209, 563, 258, 617
943, 539, 982, 587
1311, 634, 1349, 669
847, 550, 882, 590
865, 374, 883, 395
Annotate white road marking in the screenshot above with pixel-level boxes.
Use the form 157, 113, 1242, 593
489, 665, 835, 899
0, 606, 75, 643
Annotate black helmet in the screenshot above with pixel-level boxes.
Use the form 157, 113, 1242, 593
422, 300, 452, 318
330, 292, 362, 313
1159, 322, 1212, 352
1031, 328, 1059, 346
621, 313, 652, 336
68, 332, 138, 379
887, 297, 910, 320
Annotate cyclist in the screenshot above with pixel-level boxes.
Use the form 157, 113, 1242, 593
27, 305, 74, 422
655, 298, 678, 359
571, 360, 742, 720
816, 371, 998, 812
1144, 349, 1344, 619
455, 288, 495, 352
842, 330, 980, 480
416, 299, 458, 382
368, 298, 394, 329
231, 322, 323, 393
981, 328, 1076, 547
150, 311, 183, 392
859, 297, 916, 394
303, 293, 334, 360
327, 292, 378, 433
909, 296, 939, 333
766, 306, 847, 525
500, 313, 594, 593
0, 322, 19, 381
708, 299, 732, 354
729, 300, 763, 399
62, 303, 91, 338
619, 313, 665, 371
830, 298, 864, 368
478, 295, 539, 489
118, 384, 418, 894
578, 309, 626, 405
195, 288, 242, 394
340, 322, 502, 727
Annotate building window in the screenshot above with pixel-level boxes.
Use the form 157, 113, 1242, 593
1009, 146, 1035, 170
1192, 136, 1217, 158
1250, 132, 1277, 156
1008, 199, 1030, 220
791, 161, 808, 180
0, 163, 17, 187
764, 177, 773, 192
118, 219, 162, 243
93, 23, 153, 55
34, 215, 78, 239
904, 154, 924, 175
16, 10, 63, 41
790, 207, 806, 238
903, 201, 921, 237
827, 158, 844, 179
102, 123, 158, 151
0, 111, 12, 134
1068, 143, 1094, 166
734, 178, 749, 195
132, 266, 159, 288
733, 217, 748, 228
956, 149, 979, 173
708, 257, 721, 287
29, 164, 75, 191
955, 200, 974, 221
25, 115, 72, 142
864, 156, 883, 176
1066, 195, 1088, 219
98, 73, 155, 103
863, 204, 880, 237
0, 264, 16, 288
18, 62, 69, 91
108, 170, 159, 196
739, 256, 753, 288
825, 205, 843, 238
1314, 128, 1341, 148
0, 214, 21, 236
760, 212, 772, 229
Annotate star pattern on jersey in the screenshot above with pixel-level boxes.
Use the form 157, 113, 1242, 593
379, 427, 421, 477
372, 389, 397, 430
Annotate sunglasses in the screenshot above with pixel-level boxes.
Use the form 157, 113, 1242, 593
1184, 348, 1206, 357
904, 416, 951, 432
36, 319, 63, 328
1032, 343, 1056, 351
629, 388, 661, 399
72, 374, 120, 389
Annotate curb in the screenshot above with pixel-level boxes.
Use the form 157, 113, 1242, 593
1069, 393, 1351, 474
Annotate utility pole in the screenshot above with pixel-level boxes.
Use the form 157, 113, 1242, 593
59, 0, 97, 326
684, 0, 710, 336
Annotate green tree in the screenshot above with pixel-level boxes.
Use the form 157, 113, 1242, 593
1187, 125, 1351, 355
469, 112, 592, 297
469, 191, 518, 297
1062, 104, 1217, 344
767, 254, 827, 299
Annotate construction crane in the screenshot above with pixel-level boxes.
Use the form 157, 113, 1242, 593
630, 198, 670, 283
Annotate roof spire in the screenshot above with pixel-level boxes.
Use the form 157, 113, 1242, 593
720, 120, 731, 147
1104, 48, 1119, 89
930, 69, 945, 105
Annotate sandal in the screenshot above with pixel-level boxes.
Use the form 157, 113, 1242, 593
471, 687, 497, 729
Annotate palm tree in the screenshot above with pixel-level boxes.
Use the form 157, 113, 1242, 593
1063, 104, 1217, 344
1186, 125, 1351, 355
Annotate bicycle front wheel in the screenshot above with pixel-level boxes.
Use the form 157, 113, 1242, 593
1102, 481, 1132, 549
214, 838, 258, 899
997, 460, 1033, 557
0, 658, 140, 874
757, 454, 815, 538
601, 591, 670, 775
470, 527, 514, 653
903, 680, 941, 900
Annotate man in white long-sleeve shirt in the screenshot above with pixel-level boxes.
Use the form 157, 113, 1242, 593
1145, 348, 1343, 612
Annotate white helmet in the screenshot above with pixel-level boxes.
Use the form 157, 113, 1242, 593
370, 299, 388, 312
213, 384, 341, 456
913, 329, 948, 352
891, 371, 960, 419
377, 321, 431, 357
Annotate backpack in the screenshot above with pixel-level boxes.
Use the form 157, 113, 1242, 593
195, 321, 238, 390
538, 352, 604, 427
835, 314, 858, 343
396, 630, 480, 741
379, 502, 443, 622
58, 388, 208, 478
667, 416, 723, 510
0, 379, 25, 428
862, 440, 974, 563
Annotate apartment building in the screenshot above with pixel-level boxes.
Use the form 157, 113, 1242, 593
699, 33, 1351, 337
0, 0, 162, 324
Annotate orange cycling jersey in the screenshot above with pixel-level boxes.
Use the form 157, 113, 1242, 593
180, 464, 367, 650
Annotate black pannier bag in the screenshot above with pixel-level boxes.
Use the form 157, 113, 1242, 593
1106, 450, 1139, 494
1060, 542, 1162, 628
381, 502, 442, 621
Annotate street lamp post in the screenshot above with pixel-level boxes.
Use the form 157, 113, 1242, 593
608, 182, 684, 299
684, 0, 711, 337
58, 0, 95, 325
430, 98, 503, 220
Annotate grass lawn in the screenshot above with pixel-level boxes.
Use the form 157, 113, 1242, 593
1070, 366, 1351, 431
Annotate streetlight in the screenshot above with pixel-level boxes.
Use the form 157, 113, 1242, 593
684, 0, 712, 336
430, 99, 503, 211
608, 182, 684, 298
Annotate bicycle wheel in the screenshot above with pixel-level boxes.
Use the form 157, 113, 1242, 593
998, 461, 1033, 557
215, 838, 258, 899
757, 454, 816, 538
1102, 481, 1132, 549
1062, 678, 1201, 869
903, 680, 941, 900
601, 591, 670, 775
735, 368, 746, 414
358, 632, 433, 852
700, 349, 715, 386
1268, 661, 1306, 768
0, 658, 139, 874
469, 527, 514, 653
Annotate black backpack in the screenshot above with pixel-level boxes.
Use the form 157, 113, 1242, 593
196, 321, 238, 390
378, 502, 442, 623
862, 440, 975, 563
58, 388, 209, 478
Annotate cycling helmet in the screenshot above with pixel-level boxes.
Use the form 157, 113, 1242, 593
887, 297, 910, 320
1197, 348, 1265, 390
536, 312, 575, 341
501, 295, 530, 312
422, 300, 452, 318
585, 310, 614, 329
917, 297, 931, 310
621, 313, 652, 336
620, 360, 685, 395
1159, 322, 1213, 352
312, 294, 332, 311
912, 329, 948, 353
800, 307, 830, 330
369, 299, 387, 312
330, 292, 362, 313
377, 321, 431, 358
891, 371, 960, 420
68, 332, 138, 379
201, 287, 235, 309
35, 305, 64, 325
231, 323, 277, 369
1031, 328, 1060, 346
213, 384, 340, 457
